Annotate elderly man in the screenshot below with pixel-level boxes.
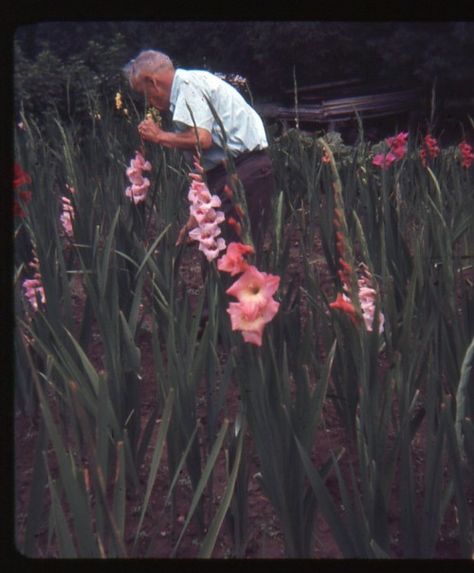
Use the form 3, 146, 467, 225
123, 50, 275, 253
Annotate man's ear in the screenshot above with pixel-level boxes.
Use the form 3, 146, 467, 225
150, 76, 161, 90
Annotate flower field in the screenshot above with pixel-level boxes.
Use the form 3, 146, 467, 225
13, 99, 474, 558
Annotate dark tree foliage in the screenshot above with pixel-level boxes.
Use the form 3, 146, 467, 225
13, 21, 474, 126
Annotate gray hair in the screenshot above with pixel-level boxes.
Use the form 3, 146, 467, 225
123, 50, 174, 87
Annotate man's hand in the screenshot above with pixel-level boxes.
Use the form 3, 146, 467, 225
138, 118, 163, 144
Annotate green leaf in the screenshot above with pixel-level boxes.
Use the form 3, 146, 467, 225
119, 310, 141, 372
22, 418, 48, 557
444, 399, 473, 558
134, 223, 172, 279
171, 419, 229, 557
294, 435, 356, 557
455, 337, 474, 457
34, 378, 99, 557
199, 421, 245, 557
133, 388, 175, 551
99, 207, 120, 300
112, 441, 126, 540
45, 462, 78, 558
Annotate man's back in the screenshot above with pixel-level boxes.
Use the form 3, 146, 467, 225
170, 69, 268, 170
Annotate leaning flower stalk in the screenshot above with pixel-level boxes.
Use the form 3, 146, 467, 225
186, 155, 280, 345
186, 158, 226, 261
330, 211, 384, 333
320, 138, 385, 333
124, 104, 162, 205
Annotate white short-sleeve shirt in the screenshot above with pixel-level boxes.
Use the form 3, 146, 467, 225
169, 69, 268, 171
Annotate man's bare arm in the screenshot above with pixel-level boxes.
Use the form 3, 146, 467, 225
138, 119, 212, 150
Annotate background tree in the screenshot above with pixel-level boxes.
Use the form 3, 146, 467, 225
13, 21, 474, 129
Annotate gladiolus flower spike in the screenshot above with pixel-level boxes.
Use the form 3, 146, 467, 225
420, 134, 440, 167
187, 155, 280, 346
372, 131, 408, 170
125, 151, 152, 205
459, 140, 474, 169
186, 172, 227, 261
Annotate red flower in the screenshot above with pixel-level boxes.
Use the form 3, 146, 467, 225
223, 184, 234, 199
373, 132, 409, 169
13, 163, 32, 217
372, 151, 397, 170
329, 292, 358, 324
459, 140, 474, 168
386, 131, 408, 160
14, 163, 32, 188
227, 216, 242, 237
338, 257, 353, 286
335, 231, 345, 256
420, 134, 440, 166
333, 208, 344, 228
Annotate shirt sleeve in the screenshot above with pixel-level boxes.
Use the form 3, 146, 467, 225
172, 81, 214, 133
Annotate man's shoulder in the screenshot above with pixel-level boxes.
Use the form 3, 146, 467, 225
176, 68, 221, 87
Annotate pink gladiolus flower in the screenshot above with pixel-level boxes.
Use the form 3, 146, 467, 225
187, 180, 208, 201
23, 278, 46, 311
126, 166, 145, 185
190, 205, 225, 225
330, 264, 385, 333
23, 255, 46, 311
125, 151, 152, 204
125, 177, 151, 204
217, 241, 254, 276
60, 196, 75, 237
188, 184, 222, 209
130, 152, 152, 172
199, 237, 226, 261
189, 222, 222, 244
227, 298, 280, 347
226, 265, 280, 311
357, 274, 384, 334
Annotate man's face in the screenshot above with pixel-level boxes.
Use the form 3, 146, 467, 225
134, 70, 172, 112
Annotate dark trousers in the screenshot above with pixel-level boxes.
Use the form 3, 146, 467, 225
205, 149, 276, 256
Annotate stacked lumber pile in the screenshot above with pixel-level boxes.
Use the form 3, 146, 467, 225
256, 79, 423, 126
